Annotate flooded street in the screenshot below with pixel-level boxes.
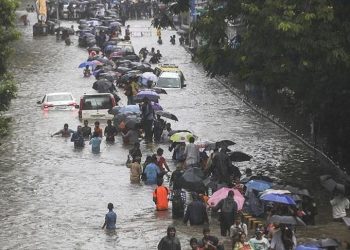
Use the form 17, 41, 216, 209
0, 13, 348, 249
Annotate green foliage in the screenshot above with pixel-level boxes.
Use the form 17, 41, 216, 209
0, 74, 17, 111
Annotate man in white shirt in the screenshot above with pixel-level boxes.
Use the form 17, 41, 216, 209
184, 136, 200, 168
248, 229, 269, 250
330, 193, 350, 222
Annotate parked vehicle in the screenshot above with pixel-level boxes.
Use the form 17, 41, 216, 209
77, 93, 116, 120
37, 92, 77, 110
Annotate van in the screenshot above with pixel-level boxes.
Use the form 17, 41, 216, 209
154, 64, 186, 88
78, 93, 116, 120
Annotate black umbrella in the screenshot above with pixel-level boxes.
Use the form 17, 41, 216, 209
92, 79, 113, 93
155, 111, 178, 121
116, 67, 132, 74
268, 215, 306, 226
216, 139, 235, 148
94, 57, 114, 66
125, 119, 140, 129
179, 167, 206, 192
88, 46, 101, 52
152, 87, 167, 94
249, 175, 274, 183
228, 151, 252, 162
320, 175, 345, 193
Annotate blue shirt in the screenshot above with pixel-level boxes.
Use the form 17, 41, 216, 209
105, 210, 117, 230
144, 163, 161, 185
89, 137, 102, 153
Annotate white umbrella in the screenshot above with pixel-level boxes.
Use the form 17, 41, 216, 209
260, 189, 291, 196
141, 72, 158, 86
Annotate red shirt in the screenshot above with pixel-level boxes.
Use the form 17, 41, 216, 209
156, 156, 166, 171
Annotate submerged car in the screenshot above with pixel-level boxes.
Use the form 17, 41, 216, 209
154, 64, 186, 89
37, 92, 77, 110
77, 93, 116, 120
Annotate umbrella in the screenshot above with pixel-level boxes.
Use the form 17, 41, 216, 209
87, 46, 101, 52
228, 151, 252, 162
155, 111, 178, 121
152, 87, 167, 94
309, 238, 339, 248
125, 119, 140, 129
268, 215, 306, 226
260, 189, 291, 196
141, 72, 158, 86
295, 245, 320, 250
135, 90, 160, 102
246, 180, 273, 192
79, 61, 96, 68
216, 140, 235, 148
152, 102, 163, 111
92, 79, 113, 93
260, 193, 296, 205
170, 132, 194, 143
207, 187, 245, 210
94, 57, 114, 66
109, 21, 122, 27
320, 175, 345, 193
249, 175, 274, 183
179, 167, 206, 192
168, 130, 192, 137
109, 105, 140, 115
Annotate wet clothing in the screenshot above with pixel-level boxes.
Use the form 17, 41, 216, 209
330, 196, 350, 219
89, 136, 102, 153
184, 143, 200, 167
55, 128, 74, 137
127, 162, 142, 183
82, 126, 92, 138
104, 210, 117, 230
270, 229, 296, 250
71, 132, 84, 148
170, 189, 186, 218
144, 162, 161, 185
129, 147, 142, 161
248, 237, 270, 250
170, 169, 183, 190
104, 125, 117, 142
157, 236, 181, 250
214, 196, 237, 236
141, 102, 154, 142
122, 129, 139, 145
184, 200, 208, 225
153, 185, 169, 211
212, 151, 231, 184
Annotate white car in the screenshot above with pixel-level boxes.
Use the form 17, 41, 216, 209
156, 71, 185, 89
37, 92, 77, 110
77, 93, 116, 120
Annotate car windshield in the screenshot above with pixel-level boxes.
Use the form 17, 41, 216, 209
47, 94, 72, 102
157, 77, 181, 88
83, 96, 112, 110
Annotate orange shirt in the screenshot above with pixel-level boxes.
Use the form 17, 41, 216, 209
153, 186, 169, 211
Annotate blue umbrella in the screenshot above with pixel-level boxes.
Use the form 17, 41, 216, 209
245, 180, 272, 192
260, 193, 296, 205
296, 245, 320, 250
109, 105, 140, 115
135, 90, 160, 102
78, 61, 95, 68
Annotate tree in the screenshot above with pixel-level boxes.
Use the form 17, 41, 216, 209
0, 0, 20, 135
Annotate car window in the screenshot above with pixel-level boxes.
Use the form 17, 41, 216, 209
157, 77, 181, 88
83, 96, 112, 110
47, 94, 73, 102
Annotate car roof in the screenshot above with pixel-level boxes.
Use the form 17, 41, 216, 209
159, 72, 181, 78
82, 93, 113, 97
46, 92, 73, 96
156, 64, 181, 73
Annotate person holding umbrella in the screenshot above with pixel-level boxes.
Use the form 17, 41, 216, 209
183, 192, 209, 226
141, 97, 155, 143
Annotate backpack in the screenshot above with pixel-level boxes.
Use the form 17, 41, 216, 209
222, 197, 236, 213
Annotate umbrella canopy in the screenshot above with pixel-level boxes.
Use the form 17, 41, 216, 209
260, 193, 296, 205
168, 130, 192, 137
207, 187, 245, 210
87, 46, 101, 52
260, 189, 291, 196
152, 102, 163, 111
155, 111, 178, 121
295, 245, 320, 250
268, 215, 306, 226
320, 175, 345, 193
94, 57, 114, 66
179, 167, 205, 192
216, 140, 235, 148
170, 132, 195, 143
228, 151, 252, 162
78, 60, 102, 68
309, 238, 340, 248
152, 87, 167, 94
246, 180, 273, 192
109, 21, 122, 27
135, 90, 160, 102
109, 105, 140, 115
273, 184, 311, 197
92, 79, 113, 93
140, 72, 158, 86
125, 119, 140, 129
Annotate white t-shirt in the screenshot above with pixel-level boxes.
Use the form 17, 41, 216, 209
248, 237, 270, 250
270, 230, 296, 250
330, 196, 350, 219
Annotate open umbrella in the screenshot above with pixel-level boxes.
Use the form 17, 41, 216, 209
216, 140, 235, 148
260, 189, 291, 196
125, 119, 140, 129
135, 90, 160, 102
87, 46, 101, 52
168, 130, 192, 137
207, 187, 245, 210
92, 79, 113, 93
268, 215, 306, 226
94, 57, 114, 66
109, 105, 140, 115
179, 167, 206, 192
296, 245, 320, 250
152, 87, 167, 94
260, 193, 296, 205
228, 151, 252, 162
155, 111, 178, 121
140, 72, 158, 86
320, 175, 345, 193
79, 61, 98, 68
309, 238, 339, 248
246, 180, 273, 192
152, 102, 163, 111
170, 132, 195, 143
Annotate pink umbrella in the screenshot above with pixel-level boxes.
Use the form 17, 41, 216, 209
207, 187, 245, 210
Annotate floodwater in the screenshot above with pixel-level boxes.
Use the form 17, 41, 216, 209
0, 13, 348, 249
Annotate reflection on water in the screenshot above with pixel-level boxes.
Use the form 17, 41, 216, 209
0, 13, 348, 249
